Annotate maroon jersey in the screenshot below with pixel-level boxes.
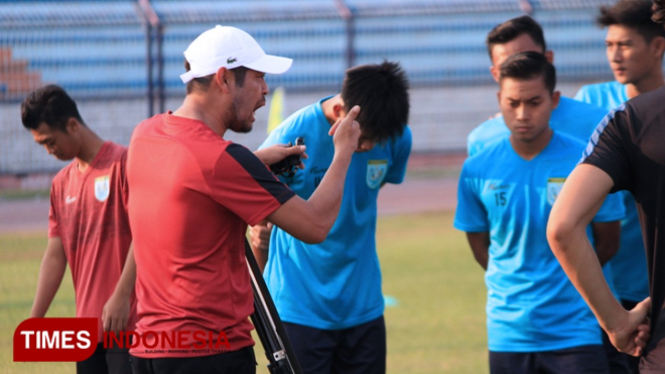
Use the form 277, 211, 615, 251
49, 141, 136, 341
127, 113, 294, 358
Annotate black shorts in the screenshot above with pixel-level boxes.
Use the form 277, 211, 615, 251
76, 342, 131, 374
283, 316, 386, 374
130, 346, 256, 374
489, 345, 609, 374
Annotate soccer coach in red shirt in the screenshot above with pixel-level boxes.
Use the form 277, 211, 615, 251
126, 26, 361, 374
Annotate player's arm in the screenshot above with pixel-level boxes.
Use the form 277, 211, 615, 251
102, 244, 136, 333
591, 221, 620, 265
547, 164, 650, 356
465, 232, 489, 270
250, 220, 273, 272
266, 106, 361, 244
384, 126, 412, 187
30, 237, 67, 318
253, 144, 307, 170
250, 137, 314, 269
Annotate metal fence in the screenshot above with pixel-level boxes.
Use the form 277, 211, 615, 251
1, 0, 618, 175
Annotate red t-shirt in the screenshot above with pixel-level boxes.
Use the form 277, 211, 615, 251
127, 113, 295, 358
49, 141, 136, 341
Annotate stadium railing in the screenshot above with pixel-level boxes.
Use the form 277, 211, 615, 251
0, 0, 617, 175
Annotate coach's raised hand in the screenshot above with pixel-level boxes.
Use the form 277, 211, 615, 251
265, 106, 361, 244
330, 105, 361, 156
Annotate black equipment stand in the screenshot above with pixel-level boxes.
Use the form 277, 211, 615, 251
245, 240, 303, 374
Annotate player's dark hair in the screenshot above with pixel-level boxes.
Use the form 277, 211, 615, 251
21, 84, 85, 132
598, 0, 665, 41
654, 0, 665, 25
341, 61, 410, 142
499, 51, 556, 94
486, 16, 546, 60
184, 60, 247, 94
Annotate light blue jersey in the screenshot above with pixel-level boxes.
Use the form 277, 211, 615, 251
575, 81, 649, 303
466, 96, 620, 300
260, 97, 412, 330
467, 97, 607, 157
454, 132, 625, 352
574, 81, 628, 112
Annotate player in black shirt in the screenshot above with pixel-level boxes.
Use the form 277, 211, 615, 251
547, 82, 665, 371
548, 5, 665, 371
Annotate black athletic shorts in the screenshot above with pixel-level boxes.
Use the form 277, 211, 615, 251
130, 346, 256, 374
489, 344, 609, 374
283, 315, 386, 374
76, 342, 131, 374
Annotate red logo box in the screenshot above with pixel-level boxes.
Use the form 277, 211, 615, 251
14, 318, 98, 362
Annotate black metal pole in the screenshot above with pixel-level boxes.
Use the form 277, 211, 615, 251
345, 14, 355, 69
146, 23, 154, 117
157, 23, 165, 114
334, 0, 355, 69
519, 0, 534, 16
138, 0, 160, 117
245, 239, 303, 374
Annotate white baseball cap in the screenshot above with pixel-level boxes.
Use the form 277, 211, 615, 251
180, 25, 293, 84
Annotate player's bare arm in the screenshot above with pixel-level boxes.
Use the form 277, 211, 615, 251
547, 164, 651, 356
267, 106, 361, 244
465, 232, 490, 270
591, 221, 621, 265
30, 237, 67, 318
254, 144, 307, 170
102, 245, 136, 334
250, 143, 309, 268
250, 220, 273, 272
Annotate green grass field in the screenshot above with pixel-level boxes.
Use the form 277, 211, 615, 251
0, 211, 488, 374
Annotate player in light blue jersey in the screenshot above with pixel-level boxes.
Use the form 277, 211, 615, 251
455, 52, 624, 374
465, 16, 626, 372
468, 98, 608, 156
575, 0, 664, 111
250, 61, 411, 374
466, 15, 608, 157
574, 81, 628, 110
574, 2, 665, 372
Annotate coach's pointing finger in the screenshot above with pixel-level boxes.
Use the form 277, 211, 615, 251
331, 105, 361, 155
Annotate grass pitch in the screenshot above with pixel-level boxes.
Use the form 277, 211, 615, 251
0, 211, 488, 374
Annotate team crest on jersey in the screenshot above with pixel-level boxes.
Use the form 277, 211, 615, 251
94, 175, 110, 202
366, 160, 388, 189
547, 178, 566, 205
